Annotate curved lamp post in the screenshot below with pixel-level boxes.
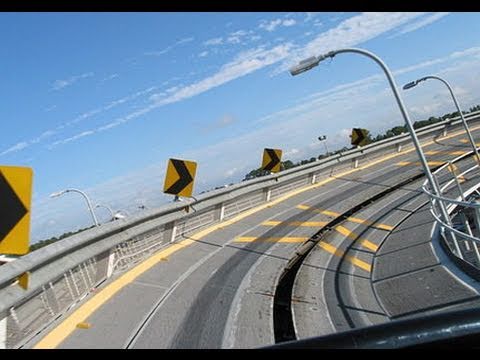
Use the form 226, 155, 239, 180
403, 75, 480, 164
289, 48, 461, 257
318, 135, 329, 155
95, 204, 115, 222
50, 188, 99, 227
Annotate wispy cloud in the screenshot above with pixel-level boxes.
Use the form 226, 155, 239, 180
0, 86, 159, 158
304, 12, 320, 23
100, 73, 119, 84
199, 50, 209, 58
204, 37, 223, 46
47, 43, 293, 149
144, 36, 195, 56
51, 72, 94, 91
0, 142, 29, 156
394, 12, 450, 37
259, 18, 297, 32
273, 12, 426, 76
48, 130, 95, 149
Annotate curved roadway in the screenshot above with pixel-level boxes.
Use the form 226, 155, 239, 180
31, 125, 480, 349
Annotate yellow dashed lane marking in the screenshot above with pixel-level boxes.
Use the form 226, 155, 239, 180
34, 122, 480, 348
296, 204, 393, 231
334, 225, 379, 252
448, 162, 466, 182
318, 241, 371, 272
234, 236, 308, 243
261, 220, 328, 227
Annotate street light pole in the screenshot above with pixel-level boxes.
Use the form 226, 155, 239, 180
50, 188, 99, 227
95, 204, 115, 222
403, 75, 480, 164
318, 135, 329, 155
289, 48, 460, 255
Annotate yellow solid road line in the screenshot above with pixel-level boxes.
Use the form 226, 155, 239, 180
33, 238, 195, 349
34, 123, 480, 349
297, 205, 393, 231
234, 236, 308, 243
334, 225, 379, 252
261, 220, 328, 227
318, 241, 371, 272
396, 161, 445, 166
424, 150, 467, 156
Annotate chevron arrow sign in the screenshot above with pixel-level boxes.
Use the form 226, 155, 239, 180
262, 148, 282, 173
163, 159, 197, 198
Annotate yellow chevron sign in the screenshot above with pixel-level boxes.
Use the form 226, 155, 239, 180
351, 128, 369, 146
262, 148, 282, 173
0, 166, 33, 255
163, 159, 197, 198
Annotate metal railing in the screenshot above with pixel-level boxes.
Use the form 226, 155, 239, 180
1, 110, 480, 348
423, 147, 480, 269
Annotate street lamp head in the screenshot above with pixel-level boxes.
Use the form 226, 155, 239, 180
318, 135, 327, 141
289, 51, 337, 76
290, 56, 320, 76
402, 81, 418, 90
50, 190, 66, 198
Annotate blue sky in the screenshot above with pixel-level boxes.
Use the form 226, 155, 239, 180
2, 12, 480, 242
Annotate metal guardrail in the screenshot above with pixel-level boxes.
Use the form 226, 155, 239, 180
423, 146, 480, 269
1, 110, 480, 348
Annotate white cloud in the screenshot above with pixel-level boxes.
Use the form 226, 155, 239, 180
51, 72, 93, 91
282, 19, 296, 27
259, 18, 297, 32
100, 73, 119, 83
395, 12, 449, 36
45, 43, 293, 149
273, 12, 426, 76
48, 130, 95, 148
199, 50, 209, 57
304, 12, 320, 23
259, 19, 282, 32
204, 37, 223, 46
145, 37, 195, 56
0, 142, 29, 156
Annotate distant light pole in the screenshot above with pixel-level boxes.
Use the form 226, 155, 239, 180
95, 204, 115, 222
289, 48, 460, 255
403, 75, 480, 164
114, 209, 129, 220
318, 135, 329, 155
50, 189, 99, 227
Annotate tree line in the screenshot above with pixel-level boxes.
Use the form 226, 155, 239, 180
243, 105, 480, 181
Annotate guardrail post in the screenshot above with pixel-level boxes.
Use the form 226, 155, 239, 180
309, 172, 316, 184
442, 127, 448, 137
264, 187, 271, 202
0, 313, 6, 349
106, 250, 115, 278
396, 143, 402, 153
214, 203, 225, 221
352, 158, 359, 169
164, 221, 177, 243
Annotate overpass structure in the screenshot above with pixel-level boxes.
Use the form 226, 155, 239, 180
2, 111, 480, 348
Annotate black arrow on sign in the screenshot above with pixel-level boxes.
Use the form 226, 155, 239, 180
165, 159, 193, 195
352, 128, 367, 146
0, 171, 28, 242
264, 149, 280, 171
